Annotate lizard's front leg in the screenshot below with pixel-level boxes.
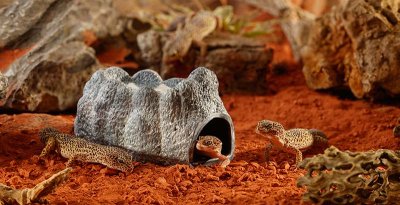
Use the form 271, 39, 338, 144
220, 158, 230, 168
65, 156, 76, 167
40, 137, 56, 157
264, 142, 273, 162
215, 154, 230, 168
193, 39, 208, 58
295, 149, 303, 167
286, 146, 303, 166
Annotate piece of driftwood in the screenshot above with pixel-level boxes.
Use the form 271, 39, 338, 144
248, 0, 400, 99
0, 168, 71, 205
0, 0, 126, 112
137, 31, 273, 94
75, 67, 235, 166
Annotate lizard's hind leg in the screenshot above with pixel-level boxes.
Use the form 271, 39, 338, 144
193, 39, 208, 59
65, 154, 87, 167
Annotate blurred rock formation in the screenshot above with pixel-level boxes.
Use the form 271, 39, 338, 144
249, 0, 400, 99
302, 0, 400, 98
0, 0, 275, 112
0, 0, 126, 112
138, 31, 273, 93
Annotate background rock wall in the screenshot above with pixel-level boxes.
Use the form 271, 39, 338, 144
301, 0, 400, 98
0, 0, 126, 112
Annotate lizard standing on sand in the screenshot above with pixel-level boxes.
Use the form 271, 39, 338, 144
39, 127, 134, 172
196, 135, 230, 167
255, 120, 328, 166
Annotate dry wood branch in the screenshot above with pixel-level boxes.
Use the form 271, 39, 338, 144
0, 168, 71, 205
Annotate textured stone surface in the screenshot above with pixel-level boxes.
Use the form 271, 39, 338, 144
0, 0, 126, 111
302, 0, 400, 98
138, 31, 273, 93
0, 0, 55, 48
248, 0, 400, 99
0, 72, 7, 99
298, 146, 400, 204
74, 67, 235, 165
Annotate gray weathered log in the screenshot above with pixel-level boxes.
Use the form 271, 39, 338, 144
74, 67, 235, 165
0, 0, 126, 112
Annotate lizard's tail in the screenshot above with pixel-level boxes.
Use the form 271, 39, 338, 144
309, 129, 329, 148
39, 127, 60, 143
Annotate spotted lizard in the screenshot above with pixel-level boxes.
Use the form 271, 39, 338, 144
255, 120, 328, 166
162, 10, 220, 63
196, 135, 230, 167
39, 127, 134, 172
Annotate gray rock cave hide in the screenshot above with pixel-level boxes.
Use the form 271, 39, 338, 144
74, 66, 235, 166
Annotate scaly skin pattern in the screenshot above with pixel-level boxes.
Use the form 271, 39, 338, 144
163, 10, 218, 62
39, 128, 134, 172
256, 120, 328, 166
196, 135, 230, 167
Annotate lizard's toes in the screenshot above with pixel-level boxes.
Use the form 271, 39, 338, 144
220, 159, 231, 168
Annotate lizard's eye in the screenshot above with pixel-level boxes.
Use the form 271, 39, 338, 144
265, 123, 272, 129
203, 140, 212, 146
